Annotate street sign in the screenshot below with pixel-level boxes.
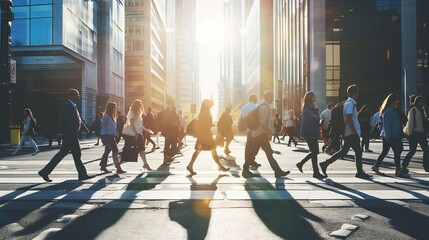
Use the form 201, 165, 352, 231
10, 59, 16, 83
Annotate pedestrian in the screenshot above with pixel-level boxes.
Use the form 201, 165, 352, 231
143, 107, 156, 150
242, 90, 290, 178
12, 108, 40, 155
371, 94, 407, 177
217, 106, 234, 156
370, 111, 382, 139
115, 111, 126, 144
282, 109, 298, 147
46, 108, 61, 148
238, 94, 261, 177
296, 91, 325, 178
319, 85, 372, 178
122, 99, 152, 170
320, 102, 334, 153
186, 99, 230, 176
178, 111, 189, 148
326, 102, 343, 155
38, 89, 93, 182
402, 96, 429, 173
91, 113, 102, 145
272, 112, 281, 143
358, 105, 373, 152
158, 99, 181, 164
99, 102, 126, 174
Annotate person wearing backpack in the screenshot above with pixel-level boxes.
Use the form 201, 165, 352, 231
371, 94, 407, 177
402, 96, 429, 173
243, 90, 290, 178
319, 85, 372, 178
12, 108, 40, 156
186, 99, 230, 176
296, 92, 325, 178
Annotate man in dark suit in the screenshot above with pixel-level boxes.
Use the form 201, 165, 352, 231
38, 89, 94, 182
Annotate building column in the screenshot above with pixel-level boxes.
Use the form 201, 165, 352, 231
401, 0, 417, 111
309, 0, 326, 108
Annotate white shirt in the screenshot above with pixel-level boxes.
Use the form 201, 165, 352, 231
283, 114, 294, 127
344, 97, 360, 137
320, 108, 332, 130
122, 111, 143, 136
252, 101, 275, 137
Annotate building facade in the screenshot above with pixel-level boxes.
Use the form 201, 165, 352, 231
11, 0, 124, 129
125, 0, 167, 113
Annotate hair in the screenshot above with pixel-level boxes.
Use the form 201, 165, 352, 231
263, 90, 273, 101
105, 102, 117, 119
68, 89, 79, 99
413, 95, 423, 107
24, 108, 33, 118
200, 99, 213, 113
347, 84, 358, 97
288, 109, 295, 118
358, 105, 369, 115
147, 107, 152, 112
248, 94, 257, 103
327, 102, 334, 109
130, 99, 143, 116
379, 93, 399, 114
302, 91, 315, 108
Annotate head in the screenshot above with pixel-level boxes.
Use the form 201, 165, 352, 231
24, 108, 33, 118
200, 99, 214, 113
105, 102, 117, 119
347, 84, 359, 99
225, 107, 231, 114
413, 96, 424, 108
95, 114, 100, 120
130, 99, 143, 116
288, 109, 295, 117
327, 102, 334, 110
117, 111, 121, 116
178, 110, 183, 116
379, 93, 399, 114
67, 89, 80, 103
302, 91, 316, 108
147, 107, 152, 113
263, 90, 274, 104
274, 112, 280, 119
249, 94, 257, 104
167, 98, 175, 108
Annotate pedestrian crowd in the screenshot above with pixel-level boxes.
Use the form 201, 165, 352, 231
10, 86, 429, 182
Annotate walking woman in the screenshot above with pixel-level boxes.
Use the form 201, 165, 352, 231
99, 102, 126, 174
12, 108, 40, 155
272, 112, 281, 143
358, 105, 373, 152
402, 96, 429, 173
282, 109, 298, 147
371, 94, 408, 177
186, 99, 230, 176
122, 99, 152, 170
296, 92, 325, 178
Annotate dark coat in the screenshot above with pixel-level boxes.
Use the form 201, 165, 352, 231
300, 104, 320, 140
57, 100, 83, 140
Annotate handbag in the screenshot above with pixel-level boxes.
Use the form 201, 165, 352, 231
121, 145, 139, 162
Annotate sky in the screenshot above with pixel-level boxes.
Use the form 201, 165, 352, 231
195, 0, 224, 110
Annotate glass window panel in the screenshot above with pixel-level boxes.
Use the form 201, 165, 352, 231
31, 0, 52, 4
31, 18, 52, 45
14, 6, 30, 19
31, 5, 52, 18
326, 45, 333, 65
14, 0, 30, 6
333, 45, 340, 65
12, 19, 30, 46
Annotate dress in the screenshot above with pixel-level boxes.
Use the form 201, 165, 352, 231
195, 111, 216, 150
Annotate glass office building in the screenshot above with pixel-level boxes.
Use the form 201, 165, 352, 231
11, 0, 124, 126
275, 0, 428, 113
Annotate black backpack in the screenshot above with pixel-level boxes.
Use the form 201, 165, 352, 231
328, 102, 346, 137
246, 105, 264, 131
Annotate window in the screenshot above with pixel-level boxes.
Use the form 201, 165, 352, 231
12, 19, 30, 46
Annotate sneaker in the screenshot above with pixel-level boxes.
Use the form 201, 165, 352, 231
355, 172, 372, 179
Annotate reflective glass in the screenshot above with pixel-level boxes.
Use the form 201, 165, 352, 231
13, 0, 30, 6
31, 5, 52, 18
31, 18, 52, 45
31, 0, 52, 4
12, 19, 30, 46
13, 6, 30, 19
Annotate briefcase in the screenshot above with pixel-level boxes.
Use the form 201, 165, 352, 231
121, 146, 139, 162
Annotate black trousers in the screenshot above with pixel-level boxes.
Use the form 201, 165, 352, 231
245, 134, 282, 172
374, 137, 403, 169
325, 134, 364, 173
39, 137, 88, 177
402, 132, 429, 169
299, 139, 320, 173
243, 132, 258, 168
164, 135, 176, 160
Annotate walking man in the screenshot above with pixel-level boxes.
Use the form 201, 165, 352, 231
38, 89, 94, 182
319, 85, 372, 178
242, 90, 290, 178
320, 102, 334, 153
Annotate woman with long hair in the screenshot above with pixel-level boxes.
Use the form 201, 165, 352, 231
371, 94, 407, 177
186, 99, 230, 176
99, 102, 126, 174
296, 91, 325, 178
122, 99, 152, 170
282, 109, 298, 147
12, 108, 40, 155
358, 105, 372, 152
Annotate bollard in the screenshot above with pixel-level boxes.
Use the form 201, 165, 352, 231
10, 125, 20, 145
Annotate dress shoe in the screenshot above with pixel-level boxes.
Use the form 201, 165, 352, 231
355, 172, 372, 179
371, 166, 384, 175
100, 167, 112, 174
242, 169, 260, 178
116, 169, 127, 174
395, 170, 410, 178
313, 172, 326, 179
274, 170, 290, 178
38, 171, 52, 182
296, 162, 304, 173
78, 175, 95, 181
319, 162, 329, 177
